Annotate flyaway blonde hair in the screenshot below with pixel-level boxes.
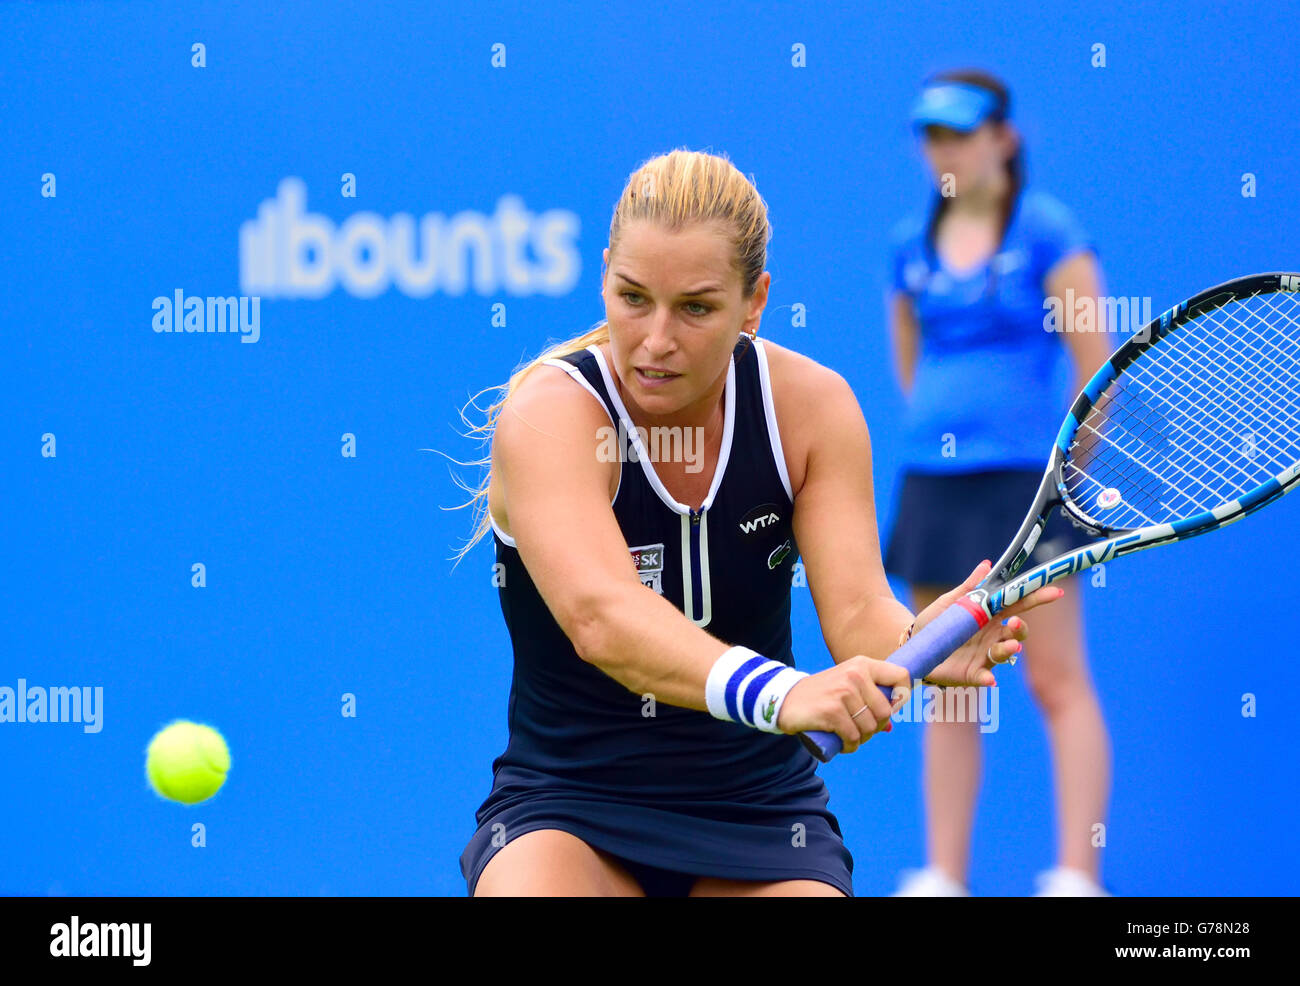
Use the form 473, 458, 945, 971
449, 147, 773, 562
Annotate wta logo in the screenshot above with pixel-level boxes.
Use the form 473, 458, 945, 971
238, 178, 581, 299
738, 504, 781, 536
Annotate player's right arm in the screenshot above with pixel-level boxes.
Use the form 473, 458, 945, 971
492, 364, 739, 712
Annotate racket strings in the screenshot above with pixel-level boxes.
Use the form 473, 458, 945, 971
1069, 391, 1214, 524
1213, 294, 1300, 449
1127, 313, 1300, 483
1112, 299, 1300, 501
1062, 288, 1300, 530
1168, 296, 1300, 444
1176, 294, 1300, 460
1091, 292, 1300, 509
1072, 363, 1261, 521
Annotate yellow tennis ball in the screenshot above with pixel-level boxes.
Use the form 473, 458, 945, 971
146, 720, 230, 805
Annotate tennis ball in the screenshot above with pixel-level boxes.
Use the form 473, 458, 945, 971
145, 720, 230, 805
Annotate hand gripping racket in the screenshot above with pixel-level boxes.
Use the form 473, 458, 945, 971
801, 272, 1300, 762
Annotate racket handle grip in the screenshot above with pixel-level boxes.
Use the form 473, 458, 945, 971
799, 597, 987, 764
881, 597, 987, 698
799, 730, 842, 761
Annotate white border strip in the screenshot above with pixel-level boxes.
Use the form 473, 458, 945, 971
588, 344, 736, 515
489, 512, 517, 548
491, 357, 622, 547
542, 357, 613, 425
696, 509, 712, 626
752, 337, 794, 504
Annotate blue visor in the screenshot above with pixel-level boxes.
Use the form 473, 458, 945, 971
910, 82, 999, 132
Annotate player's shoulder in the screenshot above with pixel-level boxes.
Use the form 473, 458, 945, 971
759, 340, 867, 496
758, 338, 858, 416
510, 350, 586, 404
496, 347, 610, 444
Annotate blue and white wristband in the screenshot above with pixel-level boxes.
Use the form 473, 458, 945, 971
705, 646, 808, 734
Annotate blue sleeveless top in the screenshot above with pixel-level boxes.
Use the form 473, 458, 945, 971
888, 188, 1096, 472
478, 333, 816, 807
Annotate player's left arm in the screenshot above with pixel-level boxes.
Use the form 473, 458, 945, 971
770, 343, 1038, 680
1046, 249, 1114, 393
768, 344, 914, 665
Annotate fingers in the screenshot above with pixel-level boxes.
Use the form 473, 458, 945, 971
966, 558, 994, 588
924, 647, 998, 688
869, 657, 912, 700
970, 667, 997, 688
837, 656, 910, 752
977, 615, 1026, 671
998, 614, 1028, 644
985, 636, 1022, 668
941, 559, 993, 605
782, 671, 869, 755
842, 657, 896, 723
791, 657, 921, 756
826, 705, 867, 755
914, 560, 995, 640
998, 584, 1066, 619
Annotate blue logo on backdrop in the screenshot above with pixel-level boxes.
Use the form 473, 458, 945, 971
238, 177, 583, 299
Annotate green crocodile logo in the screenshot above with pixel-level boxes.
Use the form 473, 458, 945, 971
761, 695, 778, 724
767, 539, 792, 570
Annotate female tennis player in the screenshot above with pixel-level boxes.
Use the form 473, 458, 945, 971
884, 71, 1114, 896
458, 148, 1062, 897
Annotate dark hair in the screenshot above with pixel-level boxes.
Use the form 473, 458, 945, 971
920, 69, 1024, 291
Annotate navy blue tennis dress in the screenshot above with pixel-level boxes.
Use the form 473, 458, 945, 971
459, 333, 854, 896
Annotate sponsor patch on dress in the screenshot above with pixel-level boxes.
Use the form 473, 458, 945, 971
630, 543, 665, 594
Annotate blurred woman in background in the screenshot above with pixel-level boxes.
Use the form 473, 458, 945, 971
884, 70, 1115, 896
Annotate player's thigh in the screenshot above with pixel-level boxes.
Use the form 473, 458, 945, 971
474, 828, 645, 897
690, 877, 846, 897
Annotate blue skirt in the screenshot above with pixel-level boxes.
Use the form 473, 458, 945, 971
884, 468, 1092, 587
460, 762, 855, 897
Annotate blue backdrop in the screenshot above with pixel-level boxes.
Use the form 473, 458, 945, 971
3, 0, 1296, 896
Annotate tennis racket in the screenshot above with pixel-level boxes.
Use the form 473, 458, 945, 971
801, 271, 1300, 763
